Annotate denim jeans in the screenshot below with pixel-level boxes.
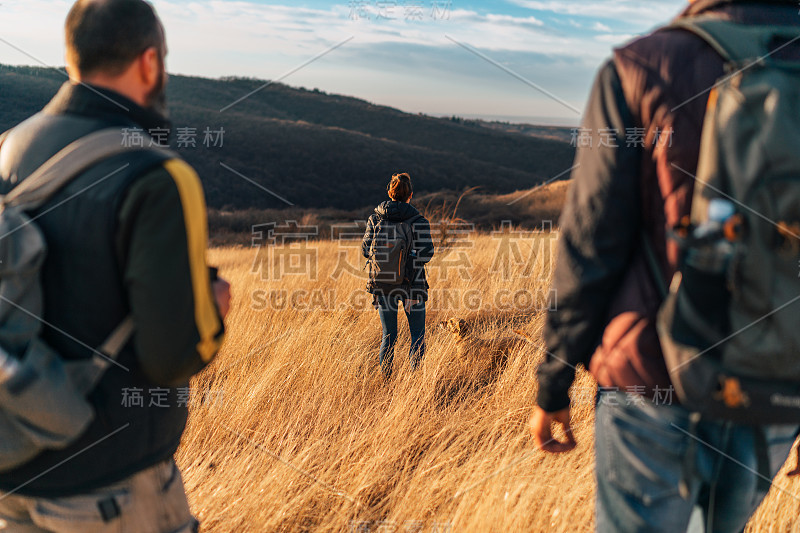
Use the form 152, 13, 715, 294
595, 390, 798, 533
375, 294, 425, 378
0, 459, 197, 533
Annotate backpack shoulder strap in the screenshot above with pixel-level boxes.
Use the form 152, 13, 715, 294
403, 215, 423, 252
403, 214, 423, 235
667, 17, 800, 63
404, 214, 423, 234
99, 316, 135, 359
69, 315, 135, 394
2, 128, 177, 211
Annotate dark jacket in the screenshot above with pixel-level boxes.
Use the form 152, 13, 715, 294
362, 201, 434, 301
0, 82, 225, 495
536, 0, 800, 412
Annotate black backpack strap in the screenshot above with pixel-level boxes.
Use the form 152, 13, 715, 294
405, 214, 424, 234
404, 214, 423, 245
403, 215, 425, 282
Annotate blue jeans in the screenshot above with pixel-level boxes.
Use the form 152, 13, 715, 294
375, 294, 425, 378
595, 390, 798, 533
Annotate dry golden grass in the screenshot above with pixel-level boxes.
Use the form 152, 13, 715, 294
177, 233, 800, 532
208, 179, 572, 246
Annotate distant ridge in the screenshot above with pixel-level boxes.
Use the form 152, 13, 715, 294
0, 64, 575, 210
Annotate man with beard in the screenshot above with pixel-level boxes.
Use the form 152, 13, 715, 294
0, 1, 229, 531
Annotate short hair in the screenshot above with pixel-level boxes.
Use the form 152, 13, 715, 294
66, 0, 164, 76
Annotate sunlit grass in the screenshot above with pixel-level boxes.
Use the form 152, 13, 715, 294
177, 234, 799, 532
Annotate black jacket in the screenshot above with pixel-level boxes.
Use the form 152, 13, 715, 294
362, 201, 434, 301
0, 82, 224, 495
536, 0, 800, 412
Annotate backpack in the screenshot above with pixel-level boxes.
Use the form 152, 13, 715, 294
0, 128, 174, 470
367, 214, 421, 286
650, 18, 800, 424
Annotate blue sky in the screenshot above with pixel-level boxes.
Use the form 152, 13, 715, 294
0, 0, 688, 125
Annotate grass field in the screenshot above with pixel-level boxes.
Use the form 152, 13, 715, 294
176, 232, 800, 532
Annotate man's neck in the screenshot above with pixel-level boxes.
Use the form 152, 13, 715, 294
69, 72, 148, 109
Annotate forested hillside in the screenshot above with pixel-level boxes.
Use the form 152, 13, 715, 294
0, 64, 574, 210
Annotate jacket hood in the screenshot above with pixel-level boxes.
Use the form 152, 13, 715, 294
375, 201, 421, 222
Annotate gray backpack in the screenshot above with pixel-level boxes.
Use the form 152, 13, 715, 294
0, 128, 171, 470
367, 215, 420, 286
652, 18, 800, 424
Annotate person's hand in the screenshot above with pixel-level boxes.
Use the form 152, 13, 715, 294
529, 406, 576, 453
404, 299, 420, 310
213, 277, 231, 320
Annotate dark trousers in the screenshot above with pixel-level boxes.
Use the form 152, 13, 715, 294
375, 294, 425, 378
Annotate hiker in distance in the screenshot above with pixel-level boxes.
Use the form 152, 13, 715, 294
0, 0, 229, 531
530, 0, 800, 532
362, 173, 434, 378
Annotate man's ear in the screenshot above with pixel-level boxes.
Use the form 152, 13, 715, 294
65, 62, 77, 82
137, 46, 161, 89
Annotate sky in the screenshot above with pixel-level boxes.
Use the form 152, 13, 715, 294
0, 0, 689, 126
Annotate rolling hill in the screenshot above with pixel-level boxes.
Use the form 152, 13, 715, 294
0, 64, 575, 211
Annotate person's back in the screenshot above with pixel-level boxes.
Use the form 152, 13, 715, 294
0, 1, 229, 531
362, 173, 434, 378
531, 1, 800, 532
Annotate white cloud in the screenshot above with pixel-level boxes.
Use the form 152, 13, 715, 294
0, 0, 669, 121
0, 0, 649, 75
484, 14, 544, 27
595, 33, 637, 45
0, 0, 73, 67
509, 0, 685, 27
